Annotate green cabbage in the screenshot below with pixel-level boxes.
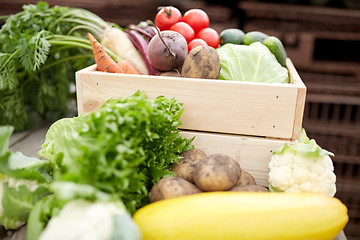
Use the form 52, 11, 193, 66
217, 42, 289, 83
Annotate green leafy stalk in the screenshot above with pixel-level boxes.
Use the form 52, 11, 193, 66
0, 1, 117, 131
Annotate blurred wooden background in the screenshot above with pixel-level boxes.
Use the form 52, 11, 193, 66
1, 0, 359, 239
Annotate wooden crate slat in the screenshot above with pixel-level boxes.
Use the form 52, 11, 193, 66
76, 59, 306, 140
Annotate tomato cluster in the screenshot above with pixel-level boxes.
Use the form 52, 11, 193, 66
155, 7, 220, 52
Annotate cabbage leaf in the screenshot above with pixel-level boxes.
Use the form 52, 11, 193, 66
0, 126, 52, 230
217, 42, 289, 83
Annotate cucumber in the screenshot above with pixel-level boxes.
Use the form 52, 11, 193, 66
263, 36, 287, 67
243, 31, 269, 45
219, 28, 245, 45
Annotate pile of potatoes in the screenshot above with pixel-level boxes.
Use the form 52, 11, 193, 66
149, 149, 269, 202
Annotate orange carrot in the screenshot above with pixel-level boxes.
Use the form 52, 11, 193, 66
87, 32, 123, 73
116, 59, 142, 75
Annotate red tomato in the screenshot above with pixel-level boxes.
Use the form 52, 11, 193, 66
196, 28, 220, 48
155, 6, 182, 31
188, 38, 208, 52
182, 9, 209, 33
170, 22, 195, 43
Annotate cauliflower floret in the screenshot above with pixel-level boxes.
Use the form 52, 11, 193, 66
268, 130, 337, 197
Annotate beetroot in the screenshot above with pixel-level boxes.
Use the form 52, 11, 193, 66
147, 30, 188, 71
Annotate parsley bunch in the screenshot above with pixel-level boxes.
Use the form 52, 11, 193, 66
0, 2, 117, 131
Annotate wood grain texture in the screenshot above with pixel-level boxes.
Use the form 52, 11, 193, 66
287, 58, 307, 140
76, 59, 306, 140
9, 122, 51, 158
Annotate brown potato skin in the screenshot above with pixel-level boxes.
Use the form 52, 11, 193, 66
229, 184, 269, 192
194, 154, 241, 191
235, 169, 256, 187
171, 149, 206, 183
181, 45, 220, 79
149, 176, 201, 202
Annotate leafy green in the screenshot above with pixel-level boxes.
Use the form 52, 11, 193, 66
217, 42, 289, 83
0, 125, 52, 229
0, 126, 52, 183
49, 181, 114, 203
0, 2, 117, 131
38, 91, 194, 214
0, 126, 13, 156
273, 129, 334, 158
38, 117, 81, 166
26, 195, 57, 240
2, 183, 50, 224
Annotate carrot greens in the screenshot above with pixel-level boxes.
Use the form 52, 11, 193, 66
0, 2, 117, 131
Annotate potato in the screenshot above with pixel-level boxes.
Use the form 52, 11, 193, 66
149, 176, 201, 202
235, 169, 256, 187
229, 184, 269, 192
181, 45, 220, 79
194, 154, 241, 191
171, 149, 207, 183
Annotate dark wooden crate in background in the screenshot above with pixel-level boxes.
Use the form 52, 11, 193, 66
1, 0, 359, 239
238, 1, 360, 239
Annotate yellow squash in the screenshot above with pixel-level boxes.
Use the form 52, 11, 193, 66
133, 191, 348, 240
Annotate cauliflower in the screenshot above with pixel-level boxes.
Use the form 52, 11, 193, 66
39, 199, 142, 240
268, 129, 336, 197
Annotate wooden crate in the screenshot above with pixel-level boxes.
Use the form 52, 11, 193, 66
75, 58, 305, 187
76, 58, 306, 140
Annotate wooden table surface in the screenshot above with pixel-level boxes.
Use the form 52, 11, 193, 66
4, 122, 348, 240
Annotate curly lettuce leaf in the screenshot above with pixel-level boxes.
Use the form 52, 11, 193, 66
217, 42, 289, 83
38, 91, 193, 214
38, 117, 81, 166
273, 129, 334, 158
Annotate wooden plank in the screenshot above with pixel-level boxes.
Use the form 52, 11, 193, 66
76, 59, 305, 140
9, 131, 30, 147
238, 1, 360, 21
287, 58, 307, 140
9, 122, 51, 158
